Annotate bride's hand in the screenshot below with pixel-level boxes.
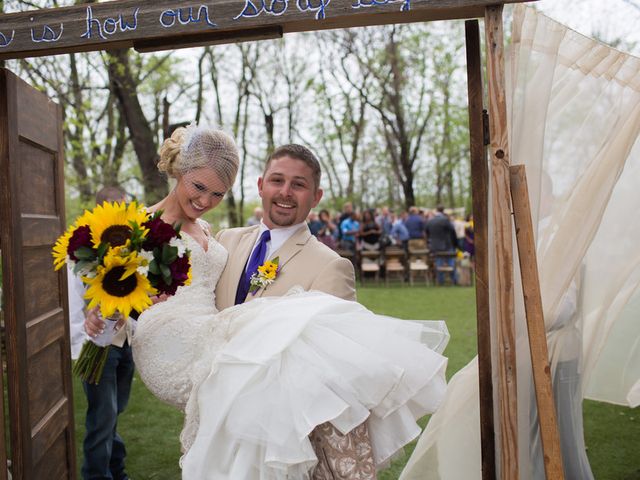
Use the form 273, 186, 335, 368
151, 293, 170, 305
84, 307, 104, 338
84, 308, 126, 337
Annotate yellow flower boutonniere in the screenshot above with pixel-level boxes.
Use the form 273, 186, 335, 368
249, 257, 280, 294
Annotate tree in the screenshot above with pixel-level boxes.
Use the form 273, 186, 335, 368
311, 32, 369, 206
106, 49, 168, 204
342, 25, 438, 209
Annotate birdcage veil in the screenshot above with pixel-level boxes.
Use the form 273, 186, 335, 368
157, 122, 240, 192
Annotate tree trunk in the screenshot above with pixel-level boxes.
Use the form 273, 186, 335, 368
68, 53, 93, 202
106, 49, 167, 203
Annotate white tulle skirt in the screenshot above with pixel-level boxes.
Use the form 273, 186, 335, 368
177, 290, 449, 480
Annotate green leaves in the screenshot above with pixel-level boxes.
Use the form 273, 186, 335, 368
146, 244, 178, 287
129, 220, 147, 251
73, 260, 95, 275
74, 246, 96, 261
148, 260, 160, 275
161, 244, 178, 265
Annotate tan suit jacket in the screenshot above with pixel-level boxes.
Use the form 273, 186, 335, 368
215, 224, 355, 311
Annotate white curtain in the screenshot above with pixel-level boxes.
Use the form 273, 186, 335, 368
400, 5, 640, 479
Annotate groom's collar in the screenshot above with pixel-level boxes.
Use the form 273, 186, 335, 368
258, 220, 308, 257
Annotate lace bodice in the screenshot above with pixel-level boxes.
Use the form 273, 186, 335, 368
132, 230, 229, 410
173, 229, 227, 306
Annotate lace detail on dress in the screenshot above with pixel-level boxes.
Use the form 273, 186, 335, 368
132, 232, 228, 411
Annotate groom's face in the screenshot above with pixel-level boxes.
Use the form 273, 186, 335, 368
258, 156, 323, 229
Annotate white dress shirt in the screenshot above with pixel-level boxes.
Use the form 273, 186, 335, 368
245, 221, 307, 272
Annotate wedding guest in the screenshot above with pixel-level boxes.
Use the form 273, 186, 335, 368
307, 211, 323, 236
425, 205, 459, 285
376, 206, 393, 236
340, 210, 360, 252
404, 206, 426, 241
315, 209, 337, 250
246, 206, 263, 226
359, 209, 382, 251
464, 214, 475, 260
391, 212, 410, 251
73, 185, 135, 480
453, 214, 466, 250
336, 202, 353, 245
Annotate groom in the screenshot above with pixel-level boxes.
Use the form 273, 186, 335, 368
215, 144, 376, 479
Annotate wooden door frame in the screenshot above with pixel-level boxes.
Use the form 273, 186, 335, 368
0, 68, 76, 479
0, 1, 534, 478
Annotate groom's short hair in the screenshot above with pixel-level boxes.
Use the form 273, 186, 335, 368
96, 185, 127, 204
265, 144, 321, 190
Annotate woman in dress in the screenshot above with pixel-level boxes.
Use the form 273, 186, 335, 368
114, 125, 448, 479
358, 209, 382, 251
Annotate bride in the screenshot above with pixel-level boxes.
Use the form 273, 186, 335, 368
106, 125, 448, 479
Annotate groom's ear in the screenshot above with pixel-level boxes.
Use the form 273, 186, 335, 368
257, 176, 264, 196
312, 187, 323, 208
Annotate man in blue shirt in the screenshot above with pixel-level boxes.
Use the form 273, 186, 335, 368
391, 211, 410, 250
404, 206, 426, 240
340, 211, 360, 252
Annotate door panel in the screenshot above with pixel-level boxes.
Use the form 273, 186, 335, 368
0, 68, 76, 480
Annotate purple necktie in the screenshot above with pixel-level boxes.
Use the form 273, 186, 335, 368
235, 229, 271, 305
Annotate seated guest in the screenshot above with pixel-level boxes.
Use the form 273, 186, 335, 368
315, 209, 337, 250
404, 206, 426, 240
246, 206, 263, 226
359, 209, 382, 251
376, 206, 393, 236
307, 211, 323, 236
425, 205, 459, 285
464, 214, 475, 261
340, 211, 360, 252
391, 212, 410, 251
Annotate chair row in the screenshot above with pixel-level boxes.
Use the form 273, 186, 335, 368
336, 246, 466, 286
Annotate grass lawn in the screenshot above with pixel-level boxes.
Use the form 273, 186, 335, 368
72, 286, 639, 479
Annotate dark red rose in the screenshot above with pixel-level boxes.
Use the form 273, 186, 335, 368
67, 225, 93, 260
143, 217, 178, 250
155, 255, 191, 296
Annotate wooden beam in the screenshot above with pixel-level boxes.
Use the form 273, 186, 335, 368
484, 5, 518, 480
0, 335, 7, 480
510, 165, 565, 480
465, 18, 495, 480
0, 0, 536, 59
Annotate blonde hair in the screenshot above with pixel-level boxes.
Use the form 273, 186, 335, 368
157, 125, 239, 191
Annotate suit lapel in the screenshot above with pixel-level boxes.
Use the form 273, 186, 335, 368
226, 227, 260, 307
254, 225, 312, 298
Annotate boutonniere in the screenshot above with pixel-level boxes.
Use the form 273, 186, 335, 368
249, 257, 281, 295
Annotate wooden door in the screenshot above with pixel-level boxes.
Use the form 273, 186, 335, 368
0, 68, 76, 479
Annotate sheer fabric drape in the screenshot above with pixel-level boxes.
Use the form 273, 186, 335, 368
400, 5, 640, 479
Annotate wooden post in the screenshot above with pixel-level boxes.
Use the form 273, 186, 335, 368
465, 18, 495, 480
0, 317, 8, 480
484, 5, 518, 479
510, 165, 565, 480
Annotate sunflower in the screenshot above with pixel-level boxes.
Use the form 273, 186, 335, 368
52, 225, 74, 270
257, 260, 278, 280
86, 201, 149, 250
84, 249, 156, 318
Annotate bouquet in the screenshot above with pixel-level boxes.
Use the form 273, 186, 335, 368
53, 201, 191, 383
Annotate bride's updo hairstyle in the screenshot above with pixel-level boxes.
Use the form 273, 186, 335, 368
157, 124, 240, 191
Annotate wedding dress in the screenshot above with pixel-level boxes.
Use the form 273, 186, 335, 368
132, 230, 449, 479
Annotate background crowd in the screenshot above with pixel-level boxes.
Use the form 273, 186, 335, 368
247, 203, 475, 286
